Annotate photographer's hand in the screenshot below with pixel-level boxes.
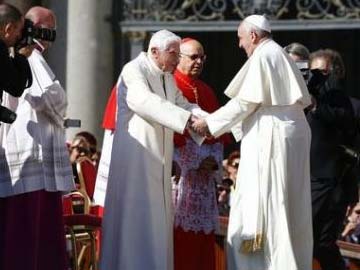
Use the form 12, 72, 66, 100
18, 44, 36, 58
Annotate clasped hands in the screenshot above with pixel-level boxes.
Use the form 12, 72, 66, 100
187, 114, 212, 138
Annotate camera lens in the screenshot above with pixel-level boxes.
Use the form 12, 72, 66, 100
0, 105, 17, 124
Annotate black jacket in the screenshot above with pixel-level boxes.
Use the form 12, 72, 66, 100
308, 74, 358, 204
0, 40, 32, 98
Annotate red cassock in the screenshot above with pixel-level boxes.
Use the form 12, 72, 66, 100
0, 191, 67, 270
102, 84, 117, 131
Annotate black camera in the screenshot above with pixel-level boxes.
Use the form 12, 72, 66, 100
63, 119, 81, 128
307, 69, 329, 97
295, 61, 310, 82
17, 19, 56, 48
294, 61, 328, 98
0, 105, 17, 124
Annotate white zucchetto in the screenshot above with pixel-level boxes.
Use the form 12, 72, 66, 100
243, 15, 271, 33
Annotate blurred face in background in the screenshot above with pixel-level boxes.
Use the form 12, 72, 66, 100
348, 203, 360, 224
227, 157, 240, 182
69, 137, 90, 163
310, 56, 331, 75
289, 53, 303, 62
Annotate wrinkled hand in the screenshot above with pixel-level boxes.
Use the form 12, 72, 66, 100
191, 117, 210, 137
190, 114, 199, 124
186, 114, 198, 130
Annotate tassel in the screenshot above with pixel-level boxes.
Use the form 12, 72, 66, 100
239, 233, 264, 253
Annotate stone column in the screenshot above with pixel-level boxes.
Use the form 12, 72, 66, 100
65, 0, 113, 142
45, 0, 68, 90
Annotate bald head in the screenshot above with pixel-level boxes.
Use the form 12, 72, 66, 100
26, 6, 56, 29
25, 6, 56, 52
180, 39, 203, 53
177, 39, 206, 79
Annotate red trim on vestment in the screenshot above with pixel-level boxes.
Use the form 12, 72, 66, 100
102, 85, 117, 130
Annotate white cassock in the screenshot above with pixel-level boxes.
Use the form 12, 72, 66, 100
100, 52, 201, 270
0, 49, 74, 196
206, 39, 313, 270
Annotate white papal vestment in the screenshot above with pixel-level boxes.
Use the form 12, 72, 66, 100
206, 39, 313, 270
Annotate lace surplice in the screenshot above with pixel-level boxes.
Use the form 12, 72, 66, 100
173, 139, 223, 234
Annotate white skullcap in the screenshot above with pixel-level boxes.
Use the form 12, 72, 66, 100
243, 15, 271, 33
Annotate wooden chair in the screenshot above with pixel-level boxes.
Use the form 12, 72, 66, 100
215, 216, 229, 270
312, 241, 360, 270
76, 157, 97, 201
77, 157, 104, 258
337, 240, 360, 270
63, 157, 102, 270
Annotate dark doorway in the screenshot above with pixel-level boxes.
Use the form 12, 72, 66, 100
176, 29, 360, 155
177, 29, 360, 103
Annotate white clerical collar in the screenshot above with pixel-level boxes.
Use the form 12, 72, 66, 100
252, 38, 271, 57
144, 52, 165, 76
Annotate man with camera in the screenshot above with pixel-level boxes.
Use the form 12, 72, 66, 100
0, 6, 74, 270
0, 3, 32, 123
0, 3, 34, 268
308, 49, 358, 270
287, 44, 358, 270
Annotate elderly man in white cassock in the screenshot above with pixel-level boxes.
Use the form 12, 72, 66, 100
193, 15, 313, 270
100, 29, 204, 270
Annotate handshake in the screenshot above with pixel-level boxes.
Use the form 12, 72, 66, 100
186, 114, 212, 138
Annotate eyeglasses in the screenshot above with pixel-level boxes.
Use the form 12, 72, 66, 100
180, 52, 207, 62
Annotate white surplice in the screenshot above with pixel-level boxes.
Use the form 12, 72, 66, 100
0, 49, 74, 197
206, 39, 313, 270
100, 52, 201, 270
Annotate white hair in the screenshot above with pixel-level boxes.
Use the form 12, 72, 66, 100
147, 29, 181, 53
